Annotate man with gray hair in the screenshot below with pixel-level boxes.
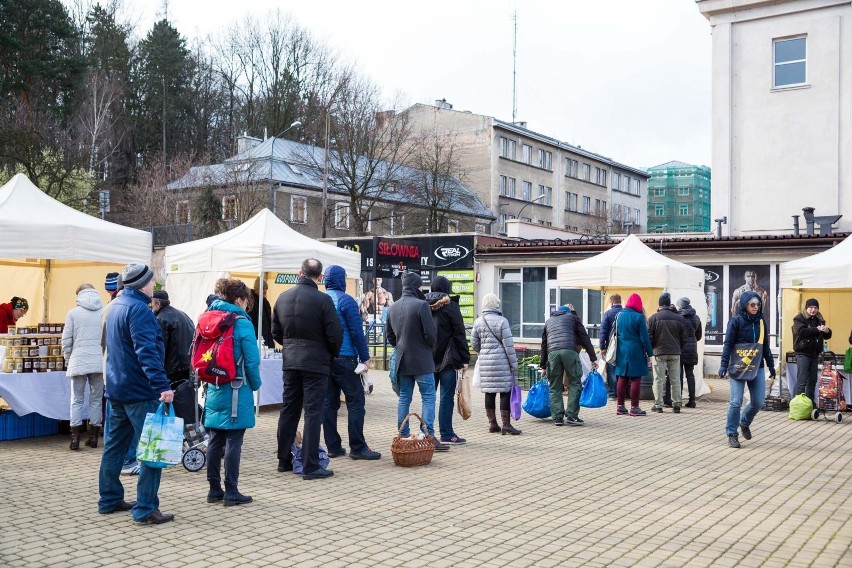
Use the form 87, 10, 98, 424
98, 263, 175, 525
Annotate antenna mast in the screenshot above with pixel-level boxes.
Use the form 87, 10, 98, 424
512, 10, 518, 124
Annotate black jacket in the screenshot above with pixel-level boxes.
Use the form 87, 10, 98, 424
272, 277, 342, 375
792, 310, 831, 355
387, 274, 437, 376
425, 293, 471, 372
599, 304, 622, 352
248, 291, 274, 348
647, 305, 688, 356
541, 310, 596, 364
678, 306, 703, 366
155, 304, 195, 380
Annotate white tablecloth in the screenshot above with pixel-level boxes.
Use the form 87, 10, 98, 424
259, 358, 284, 406
0, 371, 88, 420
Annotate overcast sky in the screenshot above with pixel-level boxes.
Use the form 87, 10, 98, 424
134, 0, 713, 170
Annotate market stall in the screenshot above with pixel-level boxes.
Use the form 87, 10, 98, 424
556, 234, 710, 399
779, 234, 852, 402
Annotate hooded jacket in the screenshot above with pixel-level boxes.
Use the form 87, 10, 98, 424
424, 275, 470, 372
272, 276, 343, 375
720, 291, 775, 377
541, 308, 596, 364
471, 307, 518, 392
155, 303, 196, 380
0, 302, 17, 334
792, 308, 831, 356
647, 304, 688, 356
613, 293, 654, 378
677, 303, 703, 366
104, 287, 170, 403
386, 272, 437, 375
324, 265, 370, 362
61, 288, 105, 377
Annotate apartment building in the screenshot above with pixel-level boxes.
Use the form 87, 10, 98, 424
646, 161, 712, 233
402, 102, 648, 236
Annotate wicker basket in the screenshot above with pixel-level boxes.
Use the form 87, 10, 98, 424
391, 413, 435, 467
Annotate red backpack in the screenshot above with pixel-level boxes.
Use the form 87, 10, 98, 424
191, 310, 244, 386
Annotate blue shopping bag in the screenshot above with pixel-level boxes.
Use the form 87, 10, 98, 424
291, 444, 330, 476
523, 378, 552, 418
137, 402, 184, 468
579, 369, 608, 409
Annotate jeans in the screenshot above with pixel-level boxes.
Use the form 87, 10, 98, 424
70, 373, 104, 427
397, 373, 436, 437
277, 370, 328, 474
434, 368, 458, 439
653, 355, 681, 407
547, 349, 582, 420
605, 363, 617, 398
207, 428, 246, 497
795, 354, 819, 401
104, 403, 140, 467
323, 357, 368, 454
726, 367, 766, 436
98, 399, 163, 521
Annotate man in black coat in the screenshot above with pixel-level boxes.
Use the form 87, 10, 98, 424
648, 292, 688, 413
386, 272, 448, 451
151, 290, 195, 385
598, 294, 623, 400
272, 258, 343, 479
248, 277, 275, 348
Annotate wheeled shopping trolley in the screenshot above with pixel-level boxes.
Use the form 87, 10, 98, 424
172, 373, 208, 471
811, 353, 847, 424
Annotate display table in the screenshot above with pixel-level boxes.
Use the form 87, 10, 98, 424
259, 358, 284, 406
0, 371, 87, 421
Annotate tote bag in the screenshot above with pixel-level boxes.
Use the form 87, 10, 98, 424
137, 402, 184, 468
456, 370, 472, 420
728, 320, 765, 382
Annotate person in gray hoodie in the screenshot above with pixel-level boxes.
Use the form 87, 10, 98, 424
62, 284, 105, 450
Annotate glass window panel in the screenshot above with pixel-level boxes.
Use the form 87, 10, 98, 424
522, 267, 545, 335
522, 324, 544, 338
499, 282, 521, 336
775, 62, 806, 86
588, 291, 602, 325
775, 37, 805, 63
559, 288, 584, 317
500, 268, 521, 281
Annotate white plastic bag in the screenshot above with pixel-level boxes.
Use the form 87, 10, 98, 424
472, 359, 481, 389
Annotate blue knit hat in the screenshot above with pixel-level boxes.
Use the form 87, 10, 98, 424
105, 272, 119, 292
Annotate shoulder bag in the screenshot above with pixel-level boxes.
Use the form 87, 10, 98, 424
728, 319, 764, 382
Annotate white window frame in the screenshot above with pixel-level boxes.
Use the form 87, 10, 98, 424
633, 179, 640, 195
568, 192, 578, 212
582, 163, 591, 181
655, 205, 665, 216
522, 181, 532, 201
582, 196, 591, 214
679, 204, 689, 216
499, 137, 507, 157
176, 200, 190, 224
634, 208, 641, 224
222, 195, 237, 221
522, 144, 532, 164
290, 195, 307, 224
654, 188, 665, 197
447, 219, 459, 233
334, 202, 350, 230
507, 177, 516, 198
678, 187, 690, 196
612, 172, 620, 190
773, 36, 807, 88
499, 175, 507, 196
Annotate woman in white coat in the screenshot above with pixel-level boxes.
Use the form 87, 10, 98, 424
61, 284, 105, 450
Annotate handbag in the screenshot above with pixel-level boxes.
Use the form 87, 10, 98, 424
472, 359, 482, 389
137, 402, 184, 469
522, 378, 551, 418
456, 370, 472, 420
728, 320, 765, 382
604, 313, 620, 366
579, 369, 608, 408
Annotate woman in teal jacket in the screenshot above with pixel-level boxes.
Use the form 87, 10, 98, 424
204, 278, 261, 507
613, 293, 653, 417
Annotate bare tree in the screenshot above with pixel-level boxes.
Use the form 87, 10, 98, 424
75, 69, 125, 176
579, 205, 615, 237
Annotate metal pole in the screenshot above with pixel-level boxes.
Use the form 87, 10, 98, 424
322, 112, 330, 238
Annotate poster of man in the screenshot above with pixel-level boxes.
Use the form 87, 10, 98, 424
728, 266, 770, 322
360, 276, 397, 323
695, 265, 724, 345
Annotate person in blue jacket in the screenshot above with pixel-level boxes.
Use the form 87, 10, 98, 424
204, 278, 262, 505
719, 291, 775, 449
322, 265, 380, 460
613, 293, 653, 417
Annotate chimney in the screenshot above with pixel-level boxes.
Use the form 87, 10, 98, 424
237, 133, 261, 154
792, 215, 800, 236
513, 121, 528, 129
802, 207, 815, 236
434, 98, 453, 110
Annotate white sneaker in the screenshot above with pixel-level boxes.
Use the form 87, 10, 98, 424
120, 463, 140, 476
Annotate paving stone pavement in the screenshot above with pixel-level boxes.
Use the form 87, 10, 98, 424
2, 375, 852, 567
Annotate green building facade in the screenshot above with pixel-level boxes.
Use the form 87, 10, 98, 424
646, 161, 711, 233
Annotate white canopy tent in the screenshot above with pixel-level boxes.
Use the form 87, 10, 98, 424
0, 174, 152, 322
779, 234, 852, 289
164, 209, 361, 323
556, 234, 710, 397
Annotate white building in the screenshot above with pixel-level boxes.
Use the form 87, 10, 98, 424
697, 0, 852, 235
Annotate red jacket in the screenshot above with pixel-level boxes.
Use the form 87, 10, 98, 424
0, 303, 15, 334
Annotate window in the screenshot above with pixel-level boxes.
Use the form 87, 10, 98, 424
612, 172, 621, 190
774, 36, 806, 87
499, 214, 508, 233
654, 188, 665, 197
222, 195, 237, 220
290, 196, 307, 224
522, 144, 532, 164
624, 176, 631, 194
508, 139, 516, 159
565, 158, 578, 177
176, 201, 190, 224
679, 224, 690, 232
613, 203, 622, 220
499, 267, 545, 338
362, 208, 372, 232
447, 219, 459, 233
678, 187, 690, 196
522, 181, 532, 201
538, 149, 552, 170
582, 163, 591, 181
602, 200, 607, 215
634, 208, 641, 224
475, 222, 488, 234
568, 192, 578, 212
499, 137, 507, 157
679, 204, 689, 216
595, 167, 606, 186
391, 211, 404, 235
633, 178, 641, 195
334, 202, 350, 230
499, 175, 507, 196
582, 196, 591, 214
654, 205, 664, 216
507, 177, 516, 198
543, 186, 552, 206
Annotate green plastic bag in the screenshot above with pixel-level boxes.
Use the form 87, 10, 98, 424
788, 394, 813, 421
844, 348, 852, 373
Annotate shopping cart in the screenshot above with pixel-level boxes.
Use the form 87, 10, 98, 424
811, 352, 847, 424
172, 373, 208, 472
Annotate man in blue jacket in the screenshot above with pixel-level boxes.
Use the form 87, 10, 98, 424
322, 265, 380, 460
598, 294, 623, 400
98, 264, 175, 525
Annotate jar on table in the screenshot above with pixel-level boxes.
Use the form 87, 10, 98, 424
22, 358, 32, 372
13, 359, 23, 373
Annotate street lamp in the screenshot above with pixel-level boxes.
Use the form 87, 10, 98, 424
269, 120, 302, 213
517, 193, 547, 221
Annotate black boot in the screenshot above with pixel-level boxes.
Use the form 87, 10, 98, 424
485, 408, 500, 433
500, 410, 521, 436
207, 481, 224, 503
85, 425, 99, 448
69, 427, 80, 451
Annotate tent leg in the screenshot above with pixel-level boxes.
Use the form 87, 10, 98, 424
42, 259, 51, 323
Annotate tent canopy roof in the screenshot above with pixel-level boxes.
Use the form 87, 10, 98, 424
779, 234, 852, 289
556, 234, 704, 290
0, 174, 151, 264
164, 209, 361, 276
